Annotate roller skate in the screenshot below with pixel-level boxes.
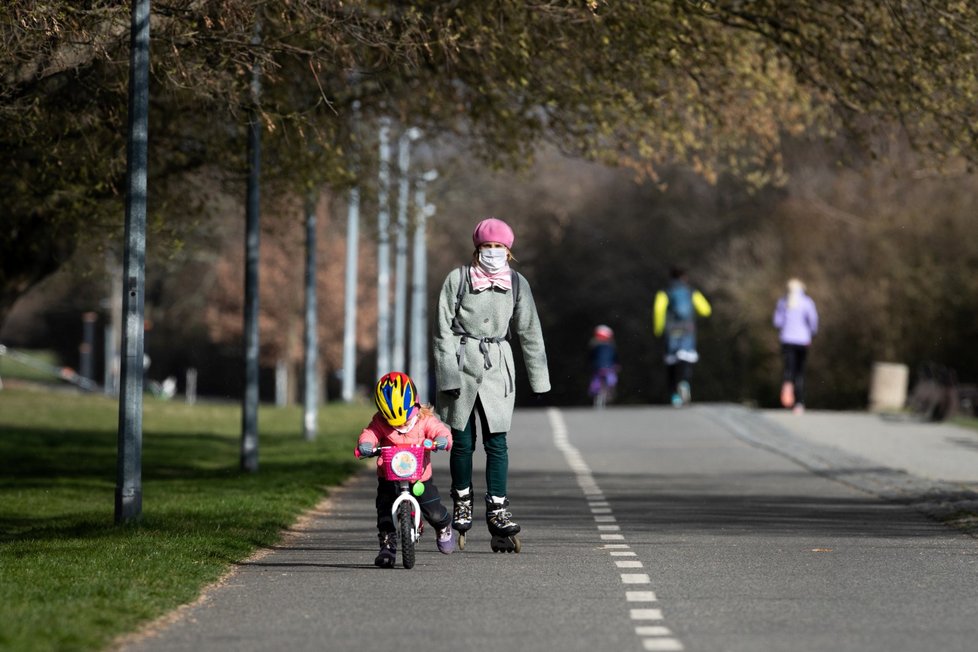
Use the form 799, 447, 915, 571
451, 486, 473, 550
374, 531, 396, 569
486, 494, 522, 553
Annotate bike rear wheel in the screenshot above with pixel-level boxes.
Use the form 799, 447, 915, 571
593, 382, 608, 409
398, 503, 416, 569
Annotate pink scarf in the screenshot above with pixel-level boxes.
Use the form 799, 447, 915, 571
470, 264, 512, 292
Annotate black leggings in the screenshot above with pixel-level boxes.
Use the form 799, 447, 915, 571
667, 361, 692, 394
781, 344, 809, 406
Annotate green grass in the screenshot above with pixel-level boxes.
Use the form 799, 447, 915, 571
0, 349, 64, 384
952, 415, 978, 432
0, 386, 374, 652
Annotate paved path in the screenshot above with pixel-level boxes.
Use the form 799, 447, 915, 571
119, 405, 978, 652
761, 409, 978, 488
718, 407, 978, 531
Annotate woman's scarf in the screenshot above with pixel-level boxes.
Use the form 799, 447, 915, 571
469, 263, 512, 292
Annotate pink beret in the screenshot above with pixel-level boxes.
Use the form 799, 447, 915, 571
472, 218, 515, 249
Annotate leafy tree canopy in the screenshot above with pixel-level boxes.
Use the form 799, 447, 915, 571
3, 1, 978, 326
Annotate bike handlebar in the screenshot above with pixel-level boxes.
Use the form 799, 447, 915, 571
355, 440, 444, 459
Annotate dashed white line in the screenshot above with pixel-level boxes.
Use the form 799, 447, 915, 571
548, 408, 684, 652
636, 625, 672, 636
630, 608, 664, 620
616, 560, 644, 568
642, 639, 684, 651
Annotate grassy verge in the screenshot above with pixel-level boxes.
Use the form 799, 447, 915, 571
952, 415, 978, 432
0, 349, 64, 384
0, 385, 374, 652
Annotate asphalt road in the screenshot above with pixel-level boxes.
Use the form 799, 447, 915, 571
120, 405, 978, 652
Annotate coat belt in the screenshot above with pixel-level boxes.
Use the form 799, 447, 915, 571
453, 332, 514, 396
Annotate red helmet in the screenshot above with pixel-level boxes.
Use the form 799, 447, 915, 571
374, 372, 419, 427
593, 325, 614, 341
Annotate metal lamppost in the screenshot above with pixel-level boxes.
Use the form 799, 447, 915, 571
302, 193, 318, 440
240, 20, 262, 472
375, 117, 392, 379
409, 170, 437, 403
115, 0, 151, 523
341, 100, 362, 403
342, 182, 360, 402
392, 127, 421, 373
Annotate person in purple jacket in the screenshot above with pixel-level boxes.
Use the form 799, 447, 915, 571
773, 278, 819, 414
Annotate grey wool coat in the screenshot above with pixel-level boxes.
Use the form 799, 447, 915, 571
434, 266, 551, 433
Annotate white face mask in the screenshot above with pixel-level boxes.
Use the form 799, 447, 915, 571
478, 247, 509, 273
393, 413, 418, 434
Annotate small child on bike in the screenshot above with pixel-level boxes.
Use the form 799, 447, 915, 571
356, 371, 455, 568
588, 324, 619, 402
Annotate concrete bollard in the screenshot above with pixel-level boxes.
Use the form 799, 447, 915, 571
868, 362, 909, 412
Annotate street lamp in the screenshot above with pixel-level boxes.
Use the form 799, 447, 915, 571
392, 127, 422, 373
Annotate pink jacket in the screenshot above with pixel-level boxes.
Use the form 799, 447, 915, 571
356, 411, 452, 482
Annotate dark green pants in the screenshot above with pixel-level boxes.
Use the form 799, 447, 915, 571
450, 396, 509, 497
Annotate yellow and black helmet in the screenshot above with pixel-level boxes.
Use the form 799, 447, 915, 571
374, 371, 419, 427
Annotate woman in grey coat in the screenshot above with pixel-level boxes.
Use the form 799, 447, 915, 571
434, 218, 550, 552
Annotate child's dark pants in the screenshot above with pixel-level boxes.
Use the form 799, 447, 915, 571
376, 476, 451, 533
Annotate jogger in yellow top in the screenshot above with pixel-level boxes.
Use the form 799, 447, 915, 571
653, 267, 711, 407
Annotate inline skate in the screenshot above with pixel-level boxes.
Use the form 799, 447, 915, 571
486, 494, 521, 553
451, 486, 473, 550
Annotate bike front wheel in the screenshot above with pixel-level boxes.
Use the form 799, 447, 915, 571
398, 502, 416, 569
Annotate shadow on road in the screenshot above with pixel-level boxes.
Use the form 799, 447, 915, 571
504, 468, 963, 540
